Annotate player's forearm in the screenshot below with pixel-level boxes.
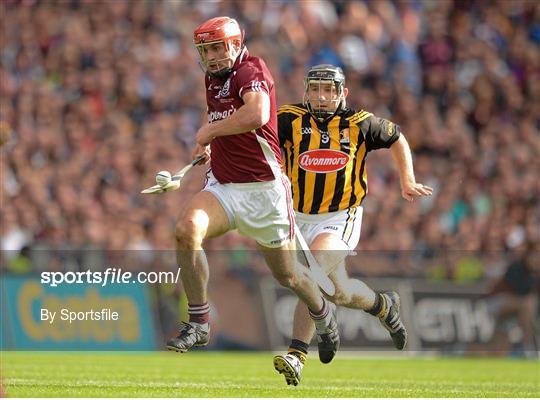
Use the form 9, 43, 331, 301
390, 135, 416, 185
208, 97, 269, 138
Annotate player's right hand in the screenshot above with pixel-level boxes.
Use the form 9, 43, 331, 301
192, 144, 211, 165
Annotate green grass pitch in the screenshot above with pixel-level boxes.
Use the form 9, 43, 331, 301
2, 351, 539, 397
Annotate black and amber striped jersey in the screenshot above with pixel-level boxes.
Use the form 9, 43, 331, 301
278, 103, 400, 214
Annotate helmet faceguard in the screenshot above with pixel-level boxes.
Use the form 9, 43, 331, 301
303, 64, 346, 122
194, 17, 244, 79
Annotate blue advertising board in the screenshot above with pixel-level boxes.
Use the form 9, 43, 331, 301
1, 277, 157, 350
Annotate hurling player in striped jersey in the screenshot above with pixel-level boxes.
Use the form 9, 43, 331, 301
273, 65, 433, 386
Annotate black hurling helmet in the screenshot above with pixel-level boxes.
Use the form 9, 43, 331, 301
303, 64, 346, 122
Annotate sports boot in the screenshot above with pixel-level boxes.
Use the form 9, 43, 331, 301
167, 322, 210, 352
273, 353, 304, 386
379, 291, 407, 350
315, 303, 340, 364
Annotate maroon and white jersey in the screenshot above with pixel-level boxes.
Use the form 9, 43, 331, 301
205, 47, 282, 184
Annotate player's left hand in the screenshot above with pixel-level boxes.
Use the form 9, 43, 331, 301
195, 124, 214, 146
192, 144, 211, 165
401, 182, 433, 202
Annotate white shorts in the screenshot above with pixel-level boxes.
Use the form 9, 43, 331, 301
295, 207, 363, 251
203, 171, 295, 248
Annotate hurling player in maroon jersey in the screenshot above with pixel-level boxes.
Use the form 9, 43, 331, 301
167, 17, 339, 360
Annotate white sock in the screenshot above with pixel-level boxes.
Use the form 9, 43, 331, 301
190, 321, 209, 330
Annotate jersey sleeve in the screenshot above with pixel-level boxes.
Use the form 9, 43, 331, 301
361, 115, 401, 151
277, 107, 293, 147
236, 61, 272, 99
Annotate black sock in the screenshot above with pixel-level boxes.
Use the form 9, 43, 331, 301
289, 339, 309, 354
366, 292, 384, 316
288, 339, 309, 364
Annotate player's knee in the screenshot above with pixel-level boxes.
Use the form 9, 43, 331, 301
329, 289, 351, 306
175, 217, 204, 249
273, 272, 299, 290
175, 222, 194, 249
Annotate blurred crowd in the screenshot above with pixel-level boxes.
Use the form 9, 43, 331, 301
1, 0, 539, 280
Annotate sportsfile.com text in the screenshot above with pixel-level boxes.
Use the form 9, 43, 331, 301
40, 268, 181, 287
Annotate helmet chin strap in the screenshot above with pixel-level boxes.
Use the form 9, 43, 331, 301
311, 102, 343, 122
206, 45, 243, 79
208, 68, 232, 79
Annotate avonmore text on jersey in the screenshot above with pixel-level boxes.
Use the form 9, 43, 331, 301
299, 153, 348, 167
